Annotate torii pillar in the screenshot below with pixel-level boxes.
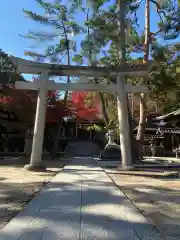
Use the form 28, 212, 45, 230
117, 74, 132, 169
24, 70, 49, 170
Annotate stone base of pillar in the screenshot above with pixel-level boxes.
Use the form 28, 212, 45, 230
118, 165, 135, 171
24, 164, 46, 171
100, 143, 121, 161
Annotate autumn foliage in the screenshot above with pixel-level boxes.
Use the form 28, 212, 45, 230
0, 87, 101, 125
70, 91, 101, 121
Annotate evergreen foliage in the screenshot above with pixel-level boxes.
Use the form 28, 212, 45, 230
22, 0, 180, 126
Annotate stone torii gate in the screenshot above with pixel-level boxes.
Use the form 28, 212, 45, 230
11, 56, 149, 170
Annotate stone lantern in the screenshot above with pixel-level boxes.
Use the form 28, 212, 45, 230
100, 127, 121, 161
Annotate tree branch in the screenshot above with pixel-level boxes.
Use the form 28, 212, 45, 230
150, 28, 161, 37
150, 0, 178, 22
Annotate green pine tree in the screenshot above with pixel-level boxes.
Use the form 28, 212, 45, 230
22, 0, 84, 153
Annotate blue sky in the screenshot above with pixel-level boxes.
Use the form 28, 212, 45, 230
0, 0, 178, 78
0, 0, 39, 59
0, 0, 159, 58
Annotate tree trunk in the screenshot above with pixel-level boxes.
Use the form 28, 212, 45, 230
24, 128, 33, 155
136, 0, 150, 156
136, 93, 146, 157
86, 8, 109, 125
97, 90, 109, 125
126, 95, 140, 163
52, 29, 71, 154
116, 0, 134, 166
21, 127, 33, 163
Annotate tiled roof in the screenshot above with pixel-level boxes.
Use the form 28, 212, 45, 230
156, 128, 180, 135
155, 109, 180, 121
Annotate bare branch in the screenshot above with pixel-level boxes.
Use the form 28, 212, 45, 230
150, 28, 161, 37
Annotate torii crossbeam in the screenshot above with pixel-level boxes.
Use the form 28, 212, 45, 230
9, 56, 149, 170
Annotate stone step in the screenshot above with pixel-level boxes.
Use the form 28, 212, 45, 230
64, 140, 100, 157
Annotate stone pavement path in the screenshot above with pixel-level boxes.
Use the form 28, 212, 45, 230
0, 157, 164, 240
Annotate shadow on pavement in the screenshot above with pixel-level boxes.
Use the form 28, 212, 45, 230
0, 158, 164, 239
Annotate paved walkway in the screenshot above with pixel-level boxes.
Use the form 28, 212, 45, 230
0, 158, 164, 240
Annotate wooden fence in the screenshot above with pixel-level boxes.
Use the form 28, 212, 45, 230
142, 145, 164, 157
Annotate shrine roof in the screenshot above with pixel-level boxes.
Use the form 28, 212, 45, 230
133, 126, 180, 136
156, 128, 180, 135
154, 109, 180, 121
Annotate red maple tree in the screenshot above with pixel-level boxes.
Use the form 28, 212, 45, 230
70, 91, 101, 121
0, 84, 102, 125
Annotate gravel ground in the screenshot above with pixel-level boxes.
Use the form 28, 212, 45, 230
0, 159, 65, 229
105, 168, 180, 239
